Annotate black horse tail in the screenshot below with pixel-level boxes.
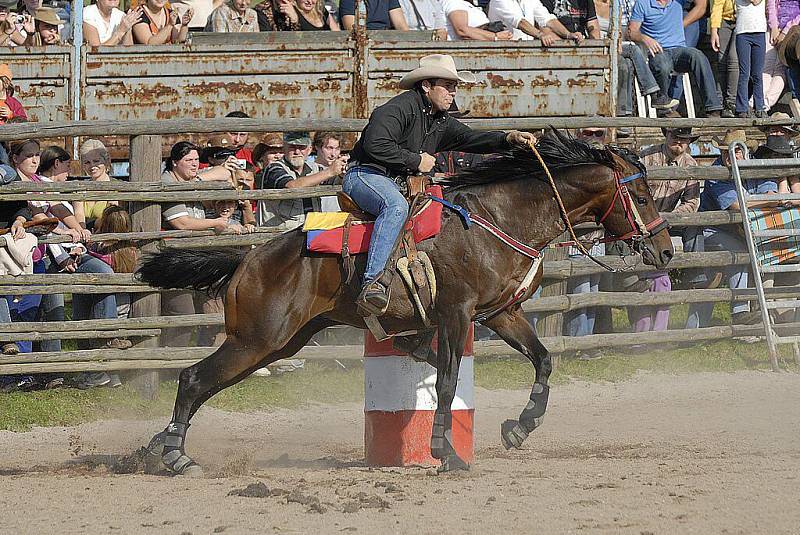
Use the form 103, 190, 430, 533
135, 248, 248, 296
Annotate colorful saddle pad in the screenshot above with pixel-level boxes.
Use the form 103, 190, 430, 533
748, 207, 800, 266
304, 185, 444, 254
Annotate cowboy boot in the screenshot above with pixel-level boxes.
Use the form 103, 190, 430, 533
357, 279, 391, 316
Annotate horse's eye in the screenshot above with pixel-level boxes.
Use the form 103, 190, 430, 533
636, 197, 648, 205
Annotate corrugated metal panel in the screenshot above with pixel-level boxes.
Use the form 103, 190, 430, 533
0, 46, 72, 122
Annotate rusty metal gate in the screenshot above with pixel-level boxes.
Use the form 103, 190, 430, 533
0, 46, 73, 122
75, 33, 612, 121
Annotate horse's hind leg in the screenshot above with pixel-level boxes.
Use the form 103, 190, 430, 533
148, 318, 331, 476
482, 307, 552, 450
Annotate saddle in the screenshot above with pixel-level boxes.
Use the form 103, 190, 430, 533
338, 176, 438, 337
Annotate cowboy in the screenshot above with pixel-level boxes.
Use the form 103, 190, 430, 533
345, 54, 535, 314
758, 112, 800, 140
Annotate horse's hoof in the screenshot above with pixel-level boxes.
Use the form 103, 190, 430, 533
146, 431, 166, 455
501, 419, 529, 450
437, 454, 470, 473
181, 463, 205, 478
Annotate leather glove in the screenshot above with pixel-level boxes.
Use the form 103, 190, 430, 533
506, 130, 536, 147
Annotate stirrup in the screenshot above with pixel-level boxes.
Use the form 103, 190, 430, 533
357, 280, 391, 316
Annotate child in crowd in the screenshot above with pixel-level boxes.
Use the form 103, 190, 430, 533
734, 0, 768, 117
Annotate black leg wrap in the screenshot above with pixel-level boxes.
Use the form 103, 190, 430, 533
430, 411, 451, 459
158, 421, 203, 477
501, 383, 549, 450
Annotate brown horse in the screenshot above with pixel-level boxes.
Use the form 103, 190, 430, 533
137, 131, 674, 476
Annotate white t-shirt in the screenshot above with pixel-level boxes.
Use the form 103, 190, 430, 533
441, 0, 491, 40
83, 4, 126, 43
487, 0, 556, 40
735, 0, 766, 34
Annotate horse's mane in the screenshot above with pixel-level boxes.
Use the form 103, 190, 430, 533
444, 128, 643, 187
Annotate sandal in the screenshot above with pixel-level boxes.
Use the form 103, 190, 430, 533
105, 338, 132, 350
2, 343, 19, 355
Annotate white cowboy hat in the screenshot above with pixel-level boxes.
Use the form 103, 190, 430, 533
398, 54, 476, 90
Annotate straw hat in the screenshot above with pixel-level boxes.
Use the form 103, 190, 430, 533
252, 133, 284, 165
712, 129, 747, 148
398, 54, 476, 90
758, 111, 799, 135
33, 7, 64, 26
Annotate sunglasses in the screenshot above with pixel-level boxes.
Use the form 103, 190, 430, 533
580, 130, 606, 138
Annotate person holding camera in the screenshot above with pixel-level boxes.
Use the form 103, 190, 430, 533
132, 0, 192, 44
256, 131, 345, 230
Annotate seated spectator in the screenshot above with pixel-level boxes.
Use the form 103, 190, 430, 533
399, 0, 446, 36
206, 0, 258, 32
254, 0, 300, 30
442, 0, 513, 40
282, 0, 340, 30
770, 0, 800, 100
132, 0, 191, 44
629, 0, 723, 117
252, 132, 284, 180
37, 145, 71, 182
257, 131, 342, 230
23, 7, 62, 46
83, 0, 142, 46
0, 64, 27, 125
0, 4, 27, 46
339, 0, 408, 30
626, 127, 702, 333
91, 204, 137, 325
759, 111, 799, 140
75, 139, 119, 229
541, 0, 600, 40
687, 130, 780, 328
489, 0, 578, 44
755, 134, 799, 200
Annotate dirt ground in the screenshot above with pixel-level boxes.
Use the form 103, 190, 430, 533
1, 370, 798, 534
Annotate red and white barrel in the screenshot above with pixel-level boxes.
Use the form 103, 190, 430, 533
363, 326, 475, 467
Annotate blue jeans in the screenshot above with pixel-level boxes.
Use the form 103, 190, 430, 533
735, 32, 766, 114
650, 47, 722, 112
623, 42, 660, 95
618, 56, 634, 116
71, 254, 118, 322
686, 227, 750, 328
565, 274, 600, 337
342, 166, 409, 284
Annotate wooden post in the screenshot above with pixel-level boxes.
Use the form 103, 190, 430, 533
539, 233, 568, 368
128, 134, 163, 400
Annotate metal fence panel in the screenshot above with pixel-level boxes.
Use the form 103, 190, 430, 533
0, 46, 72, 122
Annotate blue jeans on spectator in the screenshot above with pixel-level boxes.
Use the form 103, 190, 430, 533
565, 274, 600, 337
686, 227, 750, 328
675, 226, 707, 286
71, 254, 118, 323
342, 166, 409, 284
618, 56, 634, 116
623, 43, 660, 95
735, 32, 766, 114
651, 47, 722, 112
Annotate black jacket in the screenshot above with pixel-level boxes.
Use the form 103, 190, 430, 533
350, 88, 509, 176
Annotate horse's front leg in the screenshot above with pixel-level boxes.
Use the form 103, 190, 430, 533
431, 308, 471, 472
482, 307, 552, 450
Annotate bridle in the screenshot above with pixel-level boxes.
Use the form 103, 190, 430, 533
527, 141, 670, 272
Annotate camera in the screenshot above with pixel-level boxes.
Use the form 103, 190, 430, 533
235, 158, 247, 170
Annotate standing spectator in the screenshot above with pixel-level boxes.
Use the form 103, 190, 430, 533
37, 145, 71, 182
132, 0, 192, 44
311, 131, 347, 169
540, 0, 601, 38
0, 64, 27, 125
206, 0, 258, 32
442, 0, 513, 40
629, 0, 723, 117
400, 0, 446, 35
83, 0, 142, 46
222, 111, 254, 166
23, 7, 62, 45
252, 132, 285, 181
489, 0, 577, 43
687, 130, 778, 328
339, 0, 408, 30
733, 0, 767, 118
74, 139, 118, 230
257, 131, 343, 230
627, 128, 702, 333
710, 0, 739, 117
0, 3, 27, 45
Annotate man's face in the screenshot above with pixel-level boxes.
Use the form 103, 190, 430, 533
317, 138, 340, 167
768, 126, 791, 138
665, 133, 688, 158
721, 147, 745, 166
232, 0, 249, 12
424, 79, 457, 113
227, 132, 248, 147
284, 143, 311, 169
576, 128, 607, 144
38, 22, 59, 44
0, 8, 9, 23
